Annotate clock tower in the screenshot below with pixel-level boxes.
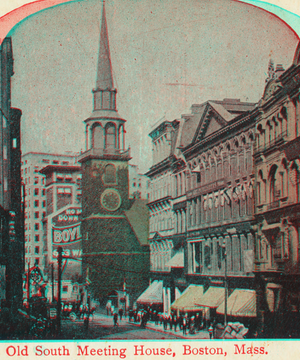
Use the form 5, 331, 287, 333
78, 2, 149, 302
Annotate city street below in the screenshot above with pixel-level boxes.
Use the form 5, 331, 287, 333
60, 311, 210, 340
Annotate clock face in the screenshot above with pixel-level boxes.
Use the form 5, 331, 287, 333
100, 188, 121, 212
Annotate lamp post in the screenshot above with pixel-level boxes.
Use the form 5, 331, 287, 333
57, 247, 63, 334
223, 240, 228, 326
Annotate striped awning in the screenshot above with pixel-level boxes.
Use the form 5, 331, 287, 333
166, 251, 184, 268
171, 285, 204, 312
196, 286, 225, 308
216, 289, 256, 318
136, 280, 163, 305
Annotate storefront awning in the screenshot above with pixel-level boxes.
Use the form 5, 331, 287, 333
196, 286, 225, 308
216, 289, 256, 318
166, 251, 184, 268
171, 285, 204, 312
136, 280, 163, 305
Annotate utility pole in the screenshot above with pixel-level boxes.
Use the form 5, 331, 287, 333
57, 247, 63, 334
27, 261, 30, 314
51, 263, 54, 304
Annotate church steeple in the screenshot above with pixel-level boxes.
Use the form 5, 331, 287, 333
79, 0, 130, 160
96, 1, 113, 90
93, 1, 117, 113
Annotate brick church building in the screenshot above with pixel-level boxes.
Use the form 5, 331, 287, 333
78, 3, 149, 306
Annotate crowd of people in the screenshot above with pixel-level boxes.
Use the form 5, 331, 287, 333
126, 307, 213, 335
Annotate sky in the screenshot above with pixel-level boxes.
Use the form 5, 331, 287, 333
3, 0, 300, 173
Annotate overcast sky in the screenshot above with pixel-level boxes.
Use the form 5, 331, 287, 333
8, 0, 299, 173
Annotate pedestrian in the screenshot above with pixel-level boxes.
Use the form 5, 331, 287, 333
106, 301, 111, 316
111, 305, 114, 316
163, 314, 167, 330
208, 324, 214, 339
173, 314, 177, 332
182, 314, 187, 335
118, 308, 123, 321
113, 312, 118, 327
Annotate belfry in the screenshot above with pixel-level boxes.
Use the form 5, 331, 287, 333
78, 1, 150, 305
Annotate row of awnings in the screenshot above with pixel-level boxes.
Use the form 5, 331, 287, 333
137, 282, 256, 318
136, 280, 163, 305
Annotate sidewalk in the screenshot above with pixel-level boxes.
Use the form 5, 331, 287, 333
93, 312, 210, 339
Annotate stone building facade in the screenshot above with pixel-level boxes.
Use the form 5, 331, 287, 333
0, 37, 23, 309
254, 45, 300, 336
147, 99, 257, 316
146, 41, 300, 336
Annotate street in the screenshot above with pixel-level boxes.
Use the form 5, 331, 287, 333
60, 312, 208, 340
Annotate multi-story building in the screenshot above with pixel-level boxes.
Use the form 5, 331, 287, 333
146, 99, 257, 319
145, 119, 180, 313
0, 37, 23, 310
254, 44, 300, 336
146, 40, 300, 337
128, 164, 150, 200
39, 164, 82, 302
21, 152, 78, 270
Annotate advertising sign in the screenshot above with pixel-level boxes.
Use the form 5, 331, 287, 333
51, 207, 82, 278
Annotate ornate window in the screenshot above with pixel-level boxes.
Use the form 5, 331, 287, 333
269, 165, 278, 203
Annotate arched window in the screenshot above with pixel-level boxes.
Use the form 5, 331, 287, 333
105, 123, 116, 149
118, 125, 124, 150
269, 165, 278, 203
104, 164, 116, 184
92, 124, 103, 149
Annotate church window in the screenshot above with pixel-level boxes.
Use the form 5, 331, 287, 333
105, 123, 116, 149
119, 125, 124, 150
92, 124, 103, 149
104, 164, 116, 184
